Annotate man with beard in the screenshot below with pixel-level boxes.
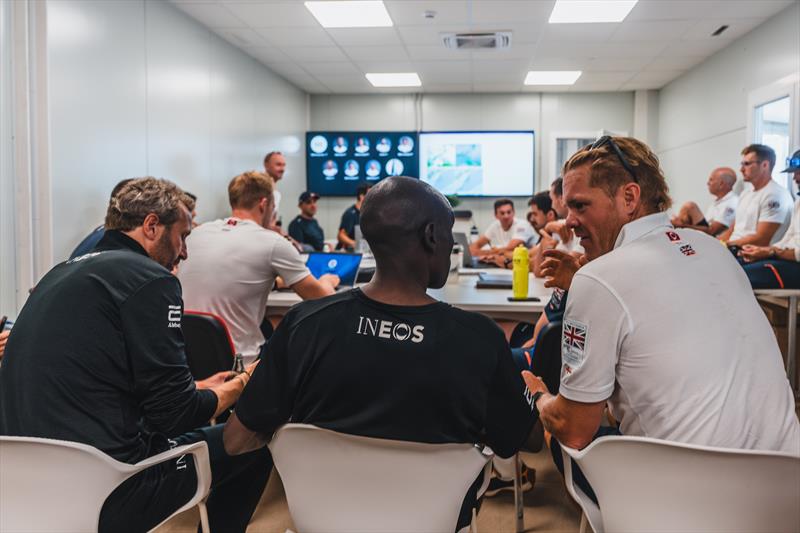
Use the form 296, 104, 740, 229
0, 178, 270, 532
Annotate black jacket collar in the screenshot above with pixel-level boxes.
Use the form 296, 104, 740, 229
95, 230, 150, 259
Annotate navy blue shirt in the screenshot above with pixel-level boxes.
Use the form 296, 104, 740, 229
288, 215, 325, 251
0, 230, 216, 463
69, 224, 105, 259
339, 205, 360, 240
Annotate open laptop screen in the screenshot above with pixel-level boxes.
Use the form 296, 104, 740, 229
306, 253, 362, 286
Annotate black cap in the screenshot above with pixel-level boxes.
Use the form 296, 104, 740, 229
298, 191, 320, 203
782, 149, 800, 172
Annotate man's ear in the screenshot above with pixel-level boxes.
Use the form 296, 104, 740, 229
422, 222, 436, 252
141, 213, 161, 242
622, 182, 641, 215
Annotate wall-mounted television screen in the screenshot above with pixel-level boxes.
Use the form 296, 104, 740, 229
306, 131, 419, 196
418, 131, 535, 197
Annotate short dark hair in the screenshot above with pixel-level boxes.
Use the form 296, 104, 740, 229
493, 198, 514, 213
551, 177, 563, 197
528, 191, 554, 215
742, 144, 776, 172
263, 151, 283, 165
356, 184, 371, 199
184, 191, 197, 202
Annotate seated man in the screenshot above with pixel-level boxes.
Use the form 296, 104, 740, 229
470, 198, 535, 258
0, 178, 270, 532
719, 144, 793, 247
522, 137, 800, 501
741, 149, 800, 288
671, 167, 738, 236
68, 178, 133, 259
288, 191, 325, 251
337, 184, 370, 251
527, 191, 558, 234
222, 176, 541, 529
179, 172, 338, 365
530, 179, 584, 276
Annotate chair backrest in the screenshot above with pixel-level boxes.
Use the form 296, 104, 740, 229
182, 310, 236, 380
269, 423, 491, 533
565, 436, 800, 533
530, 319, 562, 394
0, 436, 138, 532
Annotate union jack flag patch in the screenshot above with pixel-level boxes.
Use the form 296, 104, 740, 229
562, 318, 588, 369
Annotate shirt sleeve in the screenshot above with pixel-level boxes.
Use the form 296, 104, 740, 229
559, 272, 630, 404
234, 310, 294, 436
758, 188, 792, 224
483, 220, 500, 245
512, 221, 535, 244
716, 200, 737, 228
484, 327, 537, 458
121, 275, 217, 436
287, 219, 303, 244
272, 238, 312, 287
339, 209, 356, 235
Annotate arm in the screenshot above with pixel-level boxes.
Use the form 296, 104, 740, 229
531, 230, 558, 277
0, 330, 8, 360
224, 411, 270, 455
728, 221, 782, 247
522, 372, 606, 450
680, 221, 728, 236
208, 373, 249, 418
469, 235, 491, 257
291, 274, 338, 299
740, 244, 798, 262
337, 228, 355, 249
718, 223, 734, 242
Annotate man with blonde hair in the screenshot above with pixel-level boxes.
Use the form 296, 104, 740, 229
524, 137, 799, 500
179, 171, 338, 365
0, 177, 271, 532
671, 167, 738, 236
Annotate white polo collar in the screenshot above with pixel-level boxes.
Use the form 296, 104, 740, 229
613, 212, 672, 250
715, 190, 736, 205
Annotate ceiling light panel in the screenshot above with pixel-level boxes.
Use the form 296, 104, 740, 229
549, 0, 638, 24
365, 72, 422, 87
524, 71, 582, 85
305, 1, 393, 28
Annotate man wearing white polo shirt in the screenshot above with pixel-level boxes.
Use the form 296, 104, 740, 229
470, 199, 535, 257
179, 171, 338, 364
671, 167, 738, 236
523, 136, 799, 500
720, 144, 793, 247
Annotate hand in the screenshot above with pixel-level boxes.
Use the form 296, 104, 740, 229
739, 244, 771, 262
481, 254, 506, 268
540, 249, 583, 290
196, 371, 235, 389
320, 273, 340, 288
544, 220, 571, 243
538, 229, 557, 251
521, 370, 548, 396
0, 330, 9, 360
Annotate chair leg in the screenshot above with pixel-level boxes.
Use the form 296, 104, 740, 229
514, 453, 524, 533
198, 500, 210, 533
579, 512, 588, 533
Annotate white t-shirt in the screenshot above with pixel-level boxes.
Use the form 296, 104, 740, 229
775, 198, 800, 261
483, 218, 535, 249
705, 190, 738, 228
730, 180, 793, 243
560, 212, 799, 453
179, 218, 310, 363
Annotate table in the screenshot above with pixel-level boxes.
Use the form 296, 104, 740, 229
754, 289, 800, 394
267, 271, 551, 323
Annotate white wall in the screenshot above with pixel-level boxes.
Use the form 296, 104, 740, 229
309, 92, 634, 237
47, 0, 308, 262
658, 2, 800, 208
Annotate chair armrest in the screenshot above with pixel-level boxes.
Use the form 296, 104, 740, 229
561, 445, 603, 533
134, 442, 212, 508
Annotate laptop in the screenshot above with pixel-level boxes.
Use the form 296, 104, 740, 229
306, 252, 363, 290
476, 271, 513, 289
453, 232, 501, 274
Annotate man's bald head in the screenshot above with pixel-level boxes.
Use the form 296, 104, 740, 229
708, 167, 737, 197
360, 177, 455, 288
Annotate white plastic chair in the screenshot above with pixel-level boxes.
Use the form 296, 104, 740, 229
269, 423, 493, 533
0, 436, 212, 533
560, 435, 800, 533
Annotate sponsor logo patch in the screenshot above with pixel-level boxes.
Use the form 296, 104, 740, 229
768, 200, 781, 210
562, 319, 588, 370
168, 305, 182, 328
680, 244, 696, 256
666, 231, 681, 242
355, 316, 424, 343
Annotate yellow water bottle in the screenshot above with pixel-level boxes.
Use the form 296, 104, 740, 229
512, 245, 529, 300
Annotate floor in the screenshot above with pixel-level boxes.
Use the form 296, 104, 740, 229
157, 448, 582, 533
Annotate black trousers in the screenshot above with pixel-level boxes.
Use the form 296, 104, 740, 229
99, 424, 272, 533
743, 258, 800, 289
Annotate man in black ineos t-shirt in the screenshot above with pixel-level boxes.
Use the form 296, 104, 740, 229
223, 176, 540, 528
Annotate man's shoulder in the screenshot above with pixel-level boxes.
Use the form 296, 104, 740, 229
285, 290, 357, 328
64, 248, 174, 296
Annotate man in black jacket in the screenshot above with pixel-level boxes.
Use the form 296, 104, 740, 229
0, 178, 270, 533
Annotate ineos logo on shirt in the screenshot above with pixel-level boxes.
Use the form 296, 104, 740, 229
356, 316, 424, 343
168, 305, 181, 328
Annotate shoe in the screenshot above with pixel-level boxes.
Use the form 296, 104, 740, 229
484, 462, 535, 497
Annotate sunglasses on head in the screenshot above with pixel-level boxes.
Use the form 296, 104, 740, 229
590, 136, 638, 183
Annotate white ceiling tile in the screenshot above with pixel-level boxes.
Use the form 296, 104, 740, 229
626, 0, 716, 22
216, 28, 270, 47
534, 40, 601, 57
342, 46, 410, 61
354, 60, 416, 72
282, 46, 349, 62
659, 39, 731, 57
647, 56, 705, 71
256, 26, 335, 47
315, 74, 373, 91
541, 23, 618, 42
415, 60, 472, 75
609, 20, 697, 42
243, 46, 293, 63
470, 1, 555, 24
405, 45, 470, 61
472, 82, 522, 92
224, 2, 318, 27
397, 25, 465, 47
528, 57, 588, 70
569, 82, 626, 92
419, 69, 472, 84
682, 19, 763, 41
300, 61, 362, 75
583, 56, 652, 72
424, 83, 474, 92
326, 28, 404, 47
626, 69, 686, 86
472, 59, 529, 75
171, 3, 246, 28
503, 24, 543, 44
384, 1, 470, 26
697, 0, 794, 20
590, 42, 670, 58
470, 43, 538, 61
575, 72, 636, 84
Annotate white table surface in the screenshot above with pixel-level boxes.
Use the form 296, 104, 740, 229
267, 270, 550, 323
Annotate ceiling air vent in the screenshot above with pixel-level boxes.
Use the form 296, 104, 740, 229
442, 32, 512, 50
